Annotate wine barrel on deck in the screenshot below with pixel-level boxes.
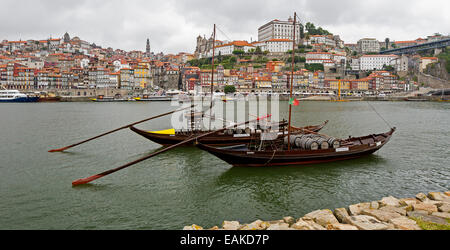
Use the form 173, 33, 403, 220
284, 135, 302, 146
327, 138, 341, 149
316, 137, 329, 149
298, 137, 319, 150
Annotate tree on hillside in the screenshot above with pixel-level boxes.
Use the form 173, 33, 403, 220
255, 46, 262, 54
232, 50, 245, 56
304, 22, 332, 36
305, 63, 324, 71
224, 85, 236, 94
299, 23, 305, 39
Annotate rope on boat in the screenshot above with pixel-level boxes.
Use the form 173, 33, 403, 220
366, 101, 394, 130
264, 150, 277, 166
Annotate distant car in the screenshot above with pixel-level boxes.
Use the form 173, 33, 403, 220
378, 93, 386, 97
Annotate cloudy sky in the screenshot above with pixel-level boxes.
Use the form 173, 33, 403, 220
0, 0, 448, 54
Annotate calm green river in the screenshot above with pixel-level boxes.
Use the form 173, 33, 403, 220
0, 101, 449, 229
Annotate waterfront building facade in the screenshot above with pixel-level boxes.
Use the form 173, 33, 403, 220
419, 57, 438, 72
357, 38, 381, 54
359, 54, 399, 71
265, 39, 293, 53
258, 17, 301, 43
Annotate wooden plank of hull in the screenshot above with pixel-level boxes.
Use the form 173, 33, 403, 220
129, 121, 328, 147
196, 128, 395, 167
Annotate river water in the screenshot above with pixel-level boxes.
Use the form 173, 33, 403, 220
0, 101, 449, 229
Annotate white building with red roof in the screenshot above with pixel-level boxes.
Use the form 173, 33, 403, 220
265, 39, 292, 53
359, 54, 399, 71
209, 41, 255, 57
258, 17, 301, 43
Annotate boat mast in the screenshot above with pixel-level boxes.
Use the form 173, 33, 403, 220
338, 79, 341, 101
209, 24, 216, 131
287, 13, 297, 151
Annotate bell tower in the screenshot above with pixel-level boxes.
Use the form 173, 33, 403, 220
146, 38, 151, 56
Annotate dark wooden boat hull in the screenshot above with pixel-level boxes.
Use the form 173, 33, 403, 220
196, 128, 396, 167
130, 121, 328, 147
38, 96, 61, 102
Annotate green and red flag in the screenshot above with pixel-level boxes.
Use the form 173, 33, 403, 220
289, 98, 299, 106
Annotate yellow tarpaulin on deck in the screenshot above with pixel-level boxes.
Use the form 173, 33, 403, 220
147, 128, 176, 135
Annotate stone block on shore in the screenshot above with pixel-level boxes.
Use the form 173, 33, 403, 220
266, 223, 293, 230
183, 224, 204, 230
379, 196, 401, 207
326, 223, 359, 230
348, 202, 371, 215
334, 207, 352, 224
428, 192, 448, 201
291, 219, 326, 230
239, 220, 269, 230
283, 216, 296, 225
388, 217, 421, 230
348, 215, 389, 230
431, 212, 450, 220
361, 208, 402, 222
437, 203, 450, 213
266, 219, 284, 224
407, 211, 449, 225
412, 203, 438, 213
303, 209, 339, 227
379, 205, 407, 216
399, 198, 419, 206
415, 193, 430, 202
222, 221, 241, 230
370, 201, 379, 209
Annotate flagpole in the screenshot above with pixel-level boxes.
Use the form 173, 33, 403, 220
287, 13, 297, 151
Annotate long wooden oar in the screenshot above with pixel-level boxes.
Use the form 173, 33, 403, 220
302, 128, 333, 139
49, 104, 195, 153
72, 114, 272, 186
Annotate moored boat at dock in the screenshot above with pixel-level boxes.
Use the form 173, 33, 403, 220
129, 120, 329, 147
36, 92, 61, 102
197, 127, 396, 167
134, 95, 175, 102
0, 89, 40, 103
91, 95, 129, 102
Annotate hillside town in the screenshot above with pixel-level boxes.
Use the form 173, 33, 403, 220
1, 17, 449, 98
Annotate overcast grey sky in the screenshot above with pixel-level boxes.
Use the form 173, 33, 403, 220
0, 0, 448, 54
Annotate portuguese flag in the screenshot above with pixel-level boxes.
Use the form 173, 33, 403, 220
289, 98, 300, 106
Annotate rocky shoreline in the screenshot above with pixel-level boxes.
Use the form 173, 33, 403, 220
184, 191, 450, 230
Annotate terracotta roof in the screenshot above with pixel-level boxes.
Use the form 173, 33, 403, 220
394, 40, 417, 44
361, 54, 398, 57
215, 40, 254, 48
307, 52, 332, 54
267, 39, 292, 42
8, 41, 27, 44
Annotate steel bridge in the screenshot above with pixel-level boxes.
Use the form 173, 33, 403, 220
380, 38, 450, 55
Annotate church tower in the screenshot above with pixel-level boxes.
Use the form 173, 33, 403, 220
63, 32, 70, 43
146, 38, 151, 56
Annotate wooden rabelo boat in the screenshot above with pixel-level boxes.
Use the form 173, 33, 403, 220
196, 127, 396, 167
195, 12, 396, 167
130, 120, 329, 147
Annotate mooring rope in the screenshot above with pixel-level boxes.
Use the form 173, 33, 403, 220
264, 150, 277, 166
366, 101, 393, 130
